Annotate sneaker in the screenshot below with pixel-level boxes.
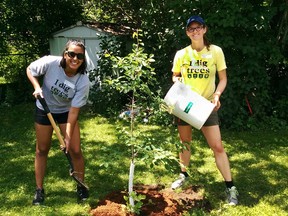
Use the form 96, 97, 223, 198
32, 188, 45, 205
226, 186, 239, 205
171, 173, 187, 190
77, 185, 89, 201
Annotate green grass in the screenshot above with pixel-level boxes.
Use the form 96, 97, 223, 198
0, 103, 287, 216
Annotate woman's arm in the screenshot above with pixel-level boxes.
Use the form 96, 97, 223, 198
26, 67, 43, 98
64, 107, 80, 152
213, 69, 227, 110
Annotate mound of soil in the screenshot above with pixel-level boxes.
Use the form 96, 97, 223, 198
90, 184, 211, 216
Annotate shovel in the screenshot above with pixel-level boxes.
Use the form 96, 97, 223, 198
37, 95, 88, 189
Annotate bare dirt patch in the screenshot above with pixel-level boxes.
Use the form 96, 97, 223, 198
90, 184, 211, 216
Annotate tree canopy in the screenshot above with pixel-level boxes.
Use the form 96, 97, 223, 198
0, 0, 84, 55
85, 0, 288, 129
0, 0, 287, 129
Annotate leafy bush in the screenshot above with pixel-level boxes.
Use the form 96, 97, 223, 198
88, 35, 131, 115
0, 53, 37, 104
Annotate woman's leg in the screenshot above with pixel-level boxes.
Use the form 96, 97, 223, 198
178, 125, 192, 172
59, 121, 85, 181
171, 125, 192, 189
59, 122, 88, 200
201, 125, 239, 205
34, 123, 53, 189
201, 125, 232, 181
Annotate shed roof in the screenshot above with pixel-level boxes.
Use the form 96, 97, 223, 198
85, 21, 133, 35
51, 21, 133, 37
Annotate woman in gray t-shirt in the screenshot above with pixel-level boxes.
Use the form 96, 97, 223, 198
27, 40, 90, 205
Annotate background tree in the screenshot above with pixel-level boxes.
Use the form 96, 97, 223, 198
0, 0, 84, 103
86, 0, 288, 130
0, 0, 287, 129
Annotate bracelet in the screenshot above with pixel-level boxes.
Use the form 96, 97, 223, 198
213, 92, 221, 97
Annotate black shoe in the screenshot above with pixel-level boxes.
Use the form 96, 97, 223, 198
32, 188, 45, 205
77, 185, 89, 201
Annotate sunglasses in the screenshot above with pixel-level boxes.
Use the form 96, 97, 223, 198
65, 51, 85, 60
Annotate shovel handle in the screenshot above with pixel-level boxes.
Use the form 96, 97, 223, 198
37, 95, 51, 113
37, 95, 66, 149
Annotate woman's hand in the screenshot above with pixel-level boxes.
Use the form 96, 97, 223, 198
172, 72, 182, 83
172, 75, 182, 83
33, 87, 43, 98
64, 137, 71, 153
212, 92, 221, 111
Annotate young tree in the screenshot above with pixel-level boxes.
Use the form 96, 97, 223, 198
106, 30, 155, 213
105, 30, 179, 214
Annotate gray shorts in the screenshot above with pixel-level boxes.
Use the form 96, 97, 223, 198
174, 111, 219, 127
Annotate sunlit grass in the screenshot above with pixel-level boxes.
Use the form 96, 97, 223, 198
0, 102, 287, 215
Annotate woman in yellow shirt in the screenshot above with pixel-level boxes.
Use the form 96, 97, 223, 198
171, 15, 239, 205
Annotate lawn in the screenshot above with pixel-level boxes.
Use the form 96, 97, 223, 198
0, 102, 287, 216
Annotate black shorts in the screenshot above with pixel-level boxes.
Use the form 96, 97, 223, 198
174, 111, 219, 127
34, 106, 69, 125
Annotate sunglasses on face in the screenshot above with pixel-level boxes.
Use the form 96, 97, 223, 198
65, 51, 85, 60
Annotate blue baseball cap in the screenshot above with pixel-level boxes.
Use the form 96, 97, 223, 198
186, 15, 205, 27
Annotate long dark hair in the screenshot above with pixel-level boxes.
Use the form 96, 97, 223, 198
203, 25, 211, 50
60, 39, 87, 74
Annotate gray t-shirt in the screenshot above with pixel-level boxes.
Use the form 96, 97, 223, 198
29, 55, 90, 113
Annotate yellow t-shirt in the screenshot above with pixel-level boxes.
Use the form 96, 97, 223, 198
172, 44, 226, 100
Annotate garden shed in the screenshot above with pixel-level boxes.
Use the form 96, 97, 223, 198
49, 21, 131, 72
